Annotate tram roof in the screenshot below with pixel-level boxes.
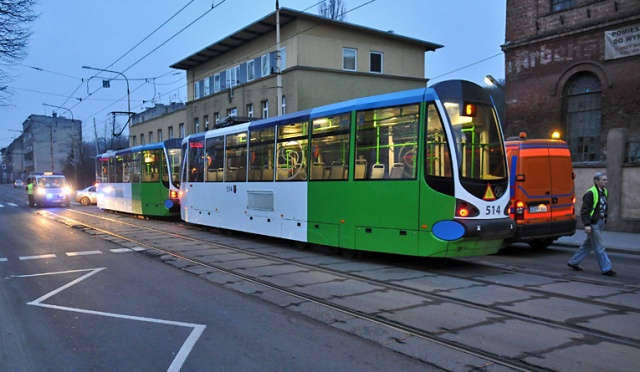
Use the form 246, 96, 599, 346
249, 109, 312, 131
309, 88, 434, 118
97, 138, 182, 158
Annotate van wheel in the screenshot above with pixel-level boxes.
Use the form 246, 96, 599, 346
528, 238, 554, 249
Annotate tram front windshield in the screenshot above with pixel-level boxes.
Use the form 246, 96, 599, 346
444, 101, 507, 195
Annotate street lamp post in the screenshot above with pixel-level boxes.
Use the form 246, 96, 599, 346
484, 75, 505, 90
42, 103, 79, 185
82, 65, 131, 128
42, 103, 74, 122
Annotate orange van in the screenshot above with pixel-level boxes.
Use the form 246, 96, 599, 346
505, 133, 576, 248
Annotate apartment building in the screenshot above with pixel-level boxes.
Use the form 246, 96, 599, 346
129, 7, 440, 143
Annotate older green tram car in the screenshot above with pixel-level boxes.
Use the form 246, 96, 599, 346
96, 139, 182, 217
180, 81, 514, 257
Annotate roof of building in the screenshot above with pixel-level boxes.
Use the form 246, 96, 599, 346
170, 7, 442, 70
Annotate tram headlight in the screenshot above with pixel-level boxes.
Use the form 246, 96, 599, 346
170, 190, 179, 199
455, 199, 479, 218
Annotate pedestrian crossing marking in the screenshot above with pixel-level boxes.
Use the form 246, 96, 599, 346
20, 254, 57, 260
66, 250, 102, 257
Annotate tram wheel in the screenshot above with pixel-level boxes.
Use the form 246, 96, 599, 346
340, 248, 359, 259
294, 241, 308, 249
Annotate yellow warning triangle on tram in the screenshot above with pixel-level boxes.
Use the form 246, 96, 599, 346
483, 183, 496, 200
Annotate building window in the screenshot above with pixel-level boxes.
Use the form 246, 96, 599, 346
148, 131, 154, 143
566, 73, 602, 162
214, 112, 220, 124
194, 118, 200, 133
227, 107, 238, 117
204, 78, 210, 95
247, 103, 254, 117
179, 123, 185, 137
168, 126, 174, 139
214, 74, 221, 92
204, 115, 209, 131
247, 60, 255, 81
261, 54, 271, 77
141, 133, 145, 145
551, 0, 575, 12
280, 47, 286, 71
370, 52, 383, 73
262, 100, 269, 118
343, 48, 357, 71
132, 135, 137, 146
281, 96, 286, 115
157, 129, 163, 142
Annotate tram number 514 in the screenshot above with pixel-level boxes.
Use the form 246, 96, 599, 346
485, 205, 501, 215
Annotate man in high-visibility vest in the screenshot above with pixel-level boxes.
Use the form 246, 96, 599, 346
26, 178, 35, 207
567, 172, 616, 276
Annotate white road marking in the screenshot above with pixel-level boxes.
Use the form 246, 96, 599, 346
66, 250, 103, 257
110, 248, 133, 253
8, 203, 18, 206
19, 254, 57, 260
0, 258, 7, 262
131, 247, 146, 252
14, 268, 206, 371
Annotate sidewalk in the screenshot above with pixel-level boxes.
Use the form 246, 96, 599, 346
556, 229, 640, 255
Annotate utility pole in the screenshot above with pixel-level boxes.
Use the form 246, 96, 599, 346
276, 0, 283, 116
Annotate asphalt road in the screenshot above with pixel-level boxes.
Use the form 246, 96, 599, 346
0, 186, 434, 371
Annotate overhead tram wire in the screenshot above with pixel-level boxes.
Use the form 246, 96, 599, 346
73, 1, 228, 129
428, 52, 503, 81
53, 0, 205, 124
120, 0, 227, 75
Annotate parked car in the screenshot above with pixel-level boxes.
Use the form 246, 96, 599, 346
75, 186, 97, 206
14, 179, 24, 188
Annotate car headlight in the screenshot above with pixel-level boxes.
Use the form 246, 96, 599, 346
37, 188, 46, 195
63, 186, 72, 195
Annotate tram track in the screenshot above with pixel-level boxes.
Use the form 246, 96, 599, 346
40, 207, 640, 371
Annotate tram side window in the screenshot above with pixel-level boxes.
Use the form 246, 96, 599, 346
310, 113, 350, 180
123, 153, 133, 183
180, 142, 188, 183
188, 138, 205, 182
131, 152, 141, 183
356, 104, 419, 180
142, 149, 160, 183
108, 157, 116, 183
276, 121, 308, 181
206, 136, 224, 182
248, 128, 275, 181
226, 132, 248, 182
96, 158, 108, 183
424, 103, 454, 195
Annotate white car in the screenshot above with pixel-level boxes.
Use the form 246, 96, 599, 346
14, 179, 24, 188
75, 186, 97, 206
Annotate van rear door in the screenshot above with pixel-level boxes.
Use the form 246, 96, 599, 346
548, 144, 575, 222
519, 146, 553, 230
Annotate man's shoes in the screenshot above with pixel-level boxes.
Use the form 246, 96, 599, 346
602, 270, 617, 277
567, 263, 583, 271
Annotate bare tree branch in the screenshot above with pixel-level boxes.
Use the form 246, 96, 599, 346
318, 0, 346, 21
0, 0, 38, 107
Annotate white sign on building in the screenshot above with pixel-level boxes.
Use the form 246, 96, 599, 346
605, 24, 640, 60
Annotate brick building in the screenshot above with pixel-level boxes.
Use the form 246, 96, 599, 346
503, 0, 640, 231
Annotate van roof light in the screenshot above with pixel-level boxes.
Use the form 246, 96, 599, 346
519, 132, 527, 140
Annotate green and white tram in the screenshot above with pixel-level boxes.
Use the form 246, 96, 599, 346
180, 80, 514, 257
96, 139, 182, 217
